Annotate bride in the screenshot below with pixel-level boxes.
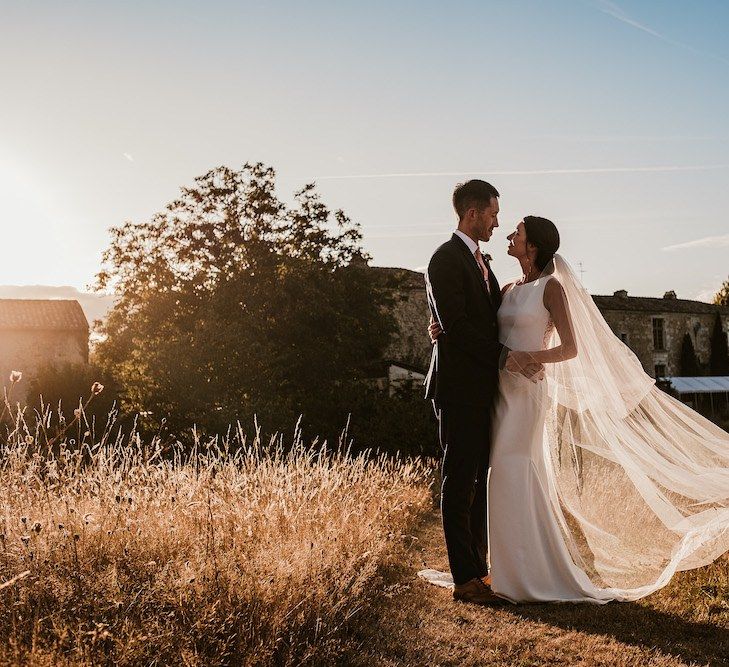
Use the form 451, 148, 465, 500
424, 215, 729, 604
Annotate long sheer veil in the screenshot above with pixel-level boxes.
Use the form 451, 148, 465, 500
512, 254, 729, 598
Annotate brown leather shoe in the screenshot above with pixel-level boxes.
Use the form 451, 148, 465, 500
452, 577, 506, 606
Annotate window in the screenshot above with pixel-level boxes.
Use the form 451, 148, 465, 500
654, 364, 666, 378
652, 318, 665, 350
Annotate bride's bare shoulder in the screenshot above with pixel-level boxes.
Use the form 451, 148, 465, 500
543, 277, 567, 307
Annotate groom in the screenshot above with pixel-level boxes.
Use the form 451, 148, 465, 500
424, 180, 540, 605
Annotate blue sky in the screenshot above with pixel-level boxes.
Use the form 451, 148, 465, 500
1, 0, 728, 299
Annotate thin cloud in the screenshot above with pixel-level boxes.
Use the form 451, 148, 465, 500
536, 134, 729, 143
123, 153, 134, 162
314, 164, 729, 181
663, 234, 729, 251
368, 231, 450, 239
594, 0, 729, 66
693, 288, 719, 303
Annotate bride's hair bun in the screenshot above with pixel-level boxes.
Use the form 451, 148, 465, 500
523, 216, 560, 271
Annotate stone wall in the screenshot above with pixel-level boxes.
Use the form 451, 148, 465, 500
0, 330, 88, 401
385, 284, 431, 371
374, 266, 729, 379
600, 308, 729, 377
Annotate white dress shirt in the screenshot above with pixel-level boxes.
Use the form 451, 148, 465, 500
454, 229, 491, 292
453, 229, 479, 255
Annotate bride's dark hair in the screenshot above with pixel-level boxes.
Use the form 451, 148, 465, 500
523, 216, 560, 271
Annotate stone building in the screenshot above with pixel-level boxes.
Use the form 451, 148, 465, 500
594, 290, 729, 378
0, 299, 89, 401
373, 267, 432, 373
373, 267, 729, 381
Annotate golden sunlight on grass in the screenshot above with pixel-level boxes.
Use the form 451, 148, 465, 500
0, 419, 434, 665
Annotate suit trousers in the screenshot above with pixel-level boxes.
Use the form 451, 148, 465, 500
433, 399, 491, 586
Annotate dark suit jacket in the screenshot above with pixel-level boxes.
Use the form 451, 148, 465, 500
424, 233, 505, 407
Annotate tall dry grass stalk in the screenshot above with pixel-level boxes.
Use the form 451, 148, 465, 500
0, 399, 435, 665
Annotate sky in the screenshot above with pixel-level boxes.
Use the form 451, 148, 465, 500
1, 0, 728, 300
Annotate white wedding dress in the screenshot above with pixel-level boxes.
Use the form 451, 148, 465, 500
419, 254, 729, 604
488, 276, 619, 603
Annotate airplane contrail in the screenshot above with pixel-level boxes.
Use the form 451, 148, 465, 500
594, 0, 729, 66
663, 234, 729, 251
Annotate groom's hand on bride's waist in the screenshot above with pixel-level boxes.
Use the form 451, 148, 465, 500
428, 317, 443, 344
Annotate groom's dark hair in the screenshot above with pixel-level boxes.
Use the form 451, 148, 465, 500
453, 180, 499, 220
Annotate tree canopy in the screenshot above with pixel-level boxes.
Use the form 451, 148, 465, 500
714, 278, 729, 307
679, 333, 702, 376
93, 163, 407, 449
710, 312, 729, 376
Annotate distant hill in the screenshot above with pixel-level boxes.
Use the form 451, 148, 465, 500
0, 285, 117, 329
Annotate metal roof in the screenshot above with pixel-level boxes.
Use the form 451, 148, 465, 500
0, 299, 89, 330
665, 376, 729, 394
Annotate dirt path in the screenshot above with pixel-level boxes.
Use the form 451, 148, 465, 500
348, 507, 729, 667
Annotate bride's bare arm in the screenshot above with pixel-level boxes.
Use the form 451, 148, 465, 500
509, 279, 577, 367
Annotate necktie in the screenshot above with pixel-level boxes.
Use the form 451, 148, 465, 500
474, 248, 492, 296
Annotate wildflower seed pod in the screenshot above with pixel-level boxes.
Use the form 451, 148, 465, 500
91, 382, 104, 395
24, 435, 34, 445
9, 371, 22, 383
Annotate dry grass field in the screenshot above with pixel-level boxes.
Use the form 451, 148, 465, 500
0, 405, 434, 666
350, 498, 729, 667
1, 388, 727, 666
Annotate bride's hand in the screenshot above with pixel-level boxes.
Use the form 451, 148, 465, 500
505, 350, 529, 373
428, 317, 443, 344
506, 351, 544, 382
524, 363, 545, 382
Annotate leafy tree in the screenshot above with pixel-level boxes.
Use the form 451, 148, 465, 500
93, 163, 405, 449
709, 311, 729, 375
679, 333, 702, 376
714, 278, 729, 307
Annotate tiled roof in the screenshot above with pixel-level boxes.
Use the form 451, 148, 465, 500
367, 266, 729, 315
592, 295, 729, 315
0, 299, 89, 330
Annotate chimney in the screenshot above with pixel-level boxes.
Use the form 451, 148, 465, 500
663, 290, 677, 300
614, 289, 628, 299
